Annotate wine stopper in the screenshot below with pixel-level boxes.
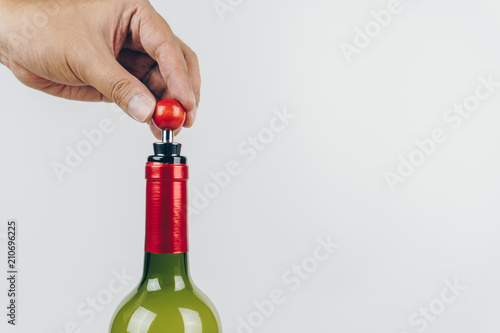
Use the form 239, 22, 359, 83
153, 99, 187, 143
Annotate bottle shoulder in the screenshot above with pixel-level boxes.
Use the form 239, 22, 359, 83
110, 284, 221, 333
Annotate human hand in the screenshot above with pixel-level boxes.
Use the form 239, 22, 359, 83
0, 0, 200, 138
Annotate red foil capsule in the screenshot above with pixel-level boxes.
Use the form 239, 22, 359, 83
145, 162, 188, 254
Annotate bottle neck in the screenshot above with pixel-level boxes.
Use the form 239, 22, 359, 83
140, 253, 193, 291
142, 163, 191, 291
145, 163, 189, 254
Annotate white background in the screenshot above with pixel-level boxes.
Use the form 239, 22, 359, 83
2, 0, 500, 332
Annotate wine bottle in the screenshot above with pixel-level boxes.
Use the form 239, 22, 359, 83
110, 99, 222, 333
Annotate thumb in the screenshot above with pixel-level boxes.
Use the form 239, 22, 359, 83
85, 56, 156, 123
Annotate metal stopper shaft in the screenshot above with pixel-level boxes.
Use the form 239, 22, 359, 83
162, 130, 174, 143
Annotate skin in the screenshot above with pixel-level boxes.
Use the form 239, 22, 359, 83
0, 0, 201, 139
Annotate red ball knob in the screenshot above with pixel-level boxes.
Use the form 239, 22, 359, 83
153, 99, 186, 131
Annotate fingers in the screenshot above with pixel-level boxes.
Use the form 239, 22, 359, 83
148, 119, 182, 140
148, 119, 162, 140
142, 66, 167, 99
117, 49, 156, 79
176, 38, 201, 104
9, 61, 107, 102
176, 38, 201, 128
118, 49, 170, 101
83, 55, 156, 123
133, 5, 197, 126
44, 84, 107, 102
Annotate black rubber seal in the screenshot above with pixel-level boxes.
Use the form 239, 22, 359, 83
147, 142, 187, 164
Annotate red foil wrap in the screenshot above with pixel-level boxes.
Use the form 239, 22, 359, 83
145, 162, 188, 254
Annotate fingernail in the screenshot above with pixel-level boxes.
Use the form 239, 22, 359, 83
129, 94, 155, 122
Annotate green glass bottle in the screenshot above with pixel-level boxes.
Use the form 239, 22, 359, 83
110, 105, 222, 332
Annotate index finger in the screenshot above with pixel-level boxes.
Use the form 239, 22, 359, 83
133, 5, 196, 119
